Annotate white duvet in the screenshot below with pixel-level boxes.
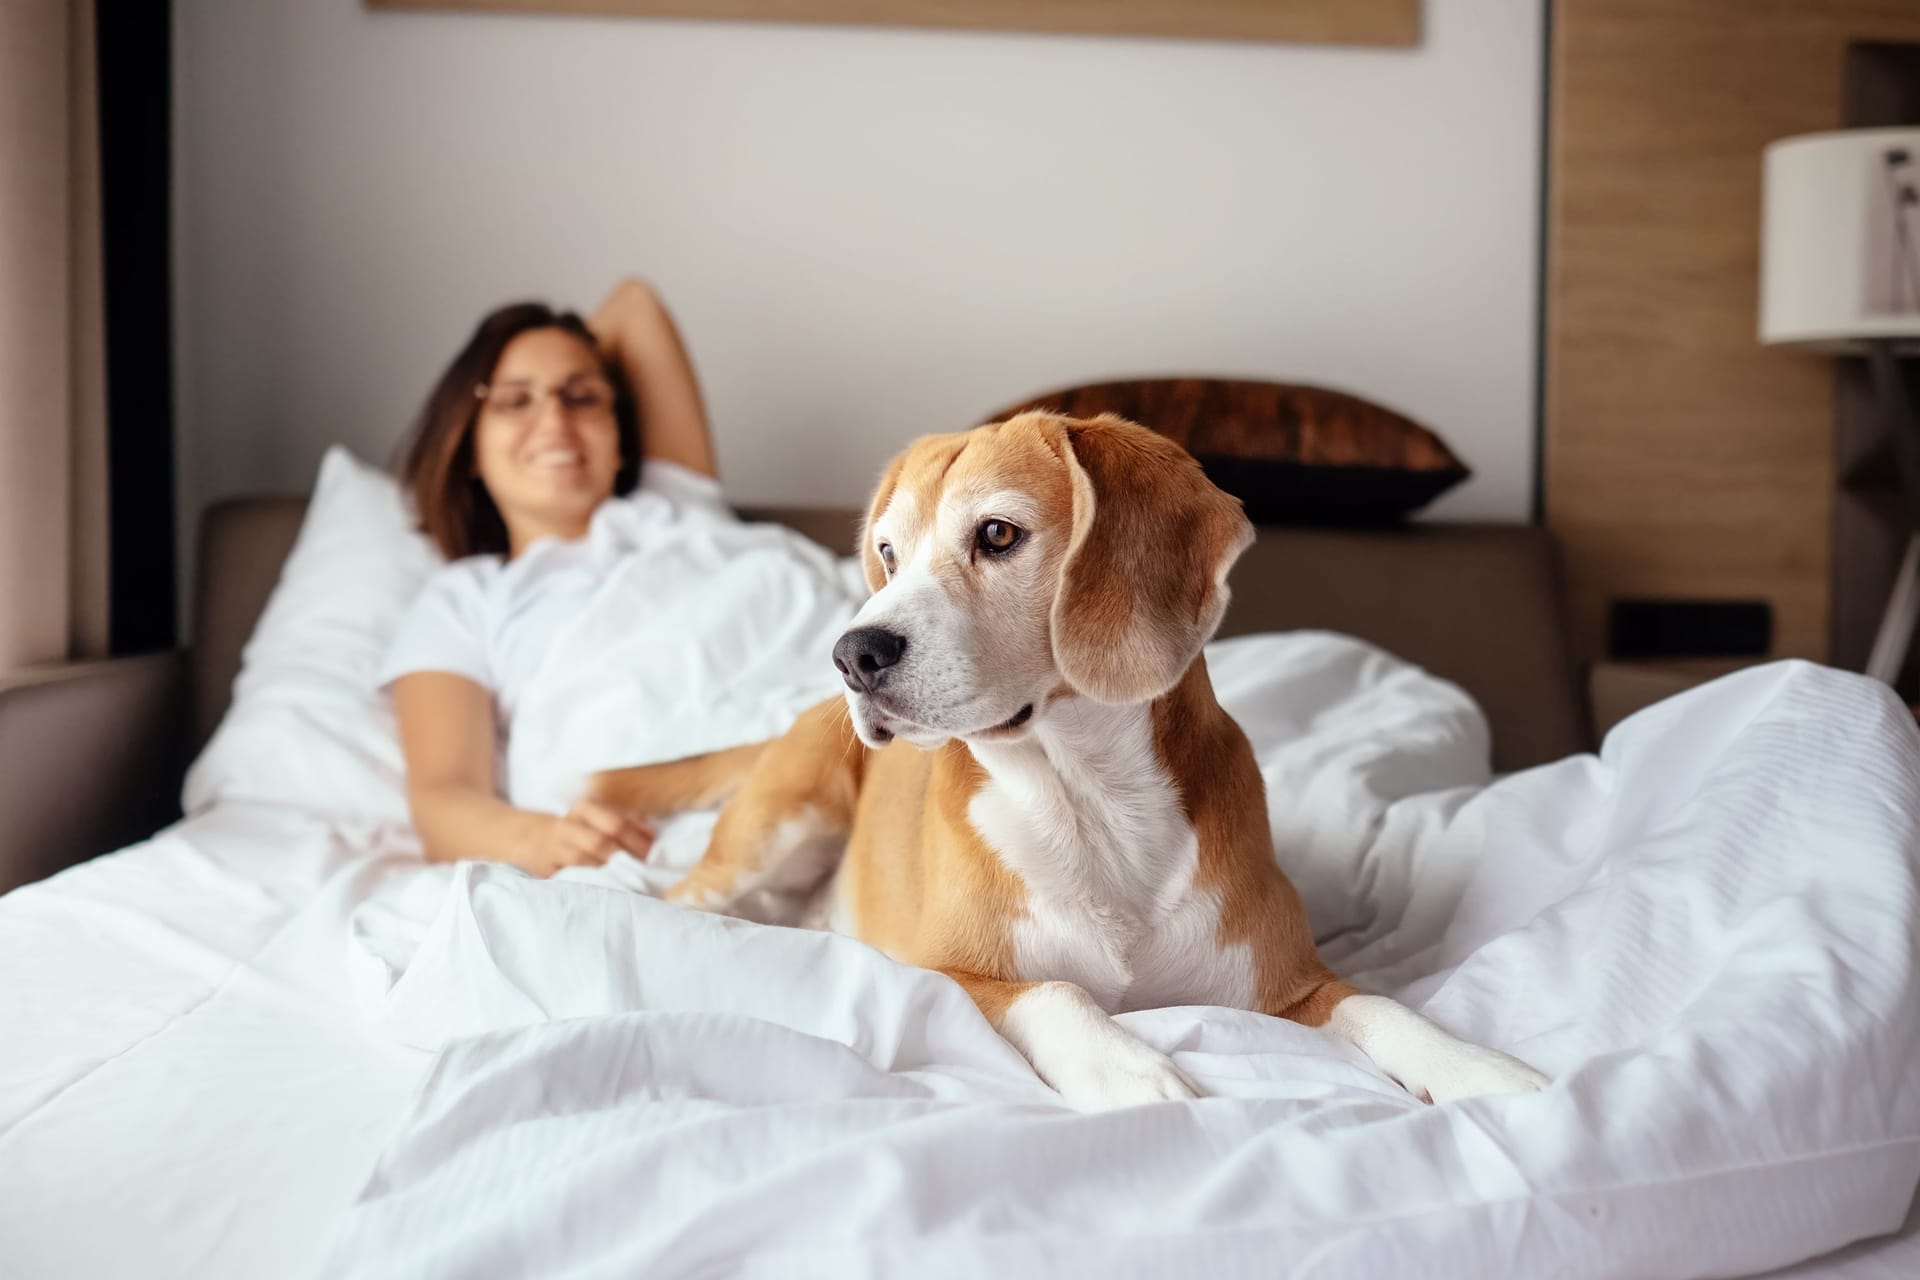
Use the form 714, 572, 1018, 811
320, 638, 1920, 1279
4, 483, 1920, 1277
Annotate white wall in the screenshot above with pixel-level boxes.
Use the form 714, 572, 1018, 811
174, 0, 1542, 583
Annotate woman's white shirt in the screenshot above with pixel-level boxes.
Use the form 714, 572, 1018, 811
378, 459, 863, 814
378, 460, 731, 721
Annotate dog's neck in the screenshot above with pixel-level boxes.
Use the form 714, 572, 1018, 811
963, 674, 1199, 916
970, 695, 1160, 801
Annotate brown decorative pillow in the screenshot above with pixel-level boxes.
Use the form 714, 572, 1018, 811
983, 377, 1469, 525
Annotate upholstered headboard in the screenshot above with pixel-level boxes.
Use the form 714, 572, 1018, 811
192, 499, 1586, 772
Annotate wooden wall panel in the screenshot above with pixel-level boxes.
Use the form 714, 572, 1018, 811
365, 0, 1420, 47
1545, 0, 1920, 670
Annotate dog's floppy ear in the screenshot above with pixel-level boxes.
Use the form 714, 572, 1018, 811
857, 450, 910, 594
1051, 414, 1254, 704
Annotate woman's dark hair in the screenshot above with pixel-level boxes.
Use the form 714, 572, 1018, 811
397, 302, 641, 559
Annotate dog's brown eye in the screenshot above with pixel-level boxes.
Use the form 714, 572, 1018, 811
878, 543, 896, 576
977, 520, 1023, 556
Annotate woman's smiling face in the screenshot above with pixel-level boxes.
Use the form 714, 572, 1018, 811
472, 326, 624, 554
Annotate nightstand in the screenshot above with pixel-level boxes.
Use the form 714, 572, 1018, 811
1588, 660, 1751, 742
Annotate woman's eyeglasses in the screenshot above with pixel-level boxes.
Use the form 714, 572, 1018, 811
474, 377, 615, 420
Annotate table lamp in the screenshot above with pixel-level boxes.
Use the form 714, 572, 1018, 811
1760, 126, 1920, 685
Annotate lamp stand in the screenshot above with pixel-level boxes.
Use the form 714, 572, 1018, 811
1864, 341, 1920, 685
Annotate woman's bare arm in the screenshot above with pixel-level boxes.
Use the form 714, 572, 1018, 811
588, 277, 719, 479
392, 671, 652, 874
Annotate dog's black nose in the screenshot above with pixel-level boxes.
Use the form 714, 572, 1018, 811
833, 627, 907, 693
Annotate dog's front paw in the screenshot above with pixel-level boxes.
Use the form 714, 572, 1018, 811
1045, 1038, 1201, 1111
1000, 982, 1202, 1110
664, 877, 730, 914
1403, 1041, 1549, 1104
1329, 994, 1549, 1105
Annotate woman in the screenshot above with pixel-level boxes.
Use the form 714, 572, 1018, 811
382, 278, 720, 876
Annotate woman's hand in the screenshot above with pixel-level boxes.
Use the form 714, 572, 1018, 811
587, 276, 663, 343
520, 797, 656, 876
396, 673, 660, 877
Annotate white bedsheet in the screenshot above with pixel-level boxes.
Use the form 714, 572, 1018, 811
0, 804, 434, 1276
5, 638, 1919, 1279
324, 643, 1920, 1280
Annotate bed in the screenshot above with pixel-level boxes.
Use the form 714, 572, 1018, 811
3, 444, 1918, 1279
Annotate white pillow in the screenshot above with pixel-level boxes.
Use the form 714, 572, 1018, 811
183, 446, 442, 823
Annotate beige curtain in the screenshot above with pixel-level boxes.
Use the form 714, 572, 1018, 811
67, 0, 107, 658
0, 0, 107, 672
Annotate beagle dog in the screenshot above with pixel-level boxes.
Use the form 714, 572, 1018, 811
592, 412, 1548, 1110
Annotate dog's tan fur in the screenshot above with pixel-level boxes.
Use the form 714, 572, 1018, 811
593, 412, 1546, 1108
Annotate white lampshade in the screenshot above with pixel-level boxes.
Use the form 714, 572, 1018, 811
1760, 127, 1920, 352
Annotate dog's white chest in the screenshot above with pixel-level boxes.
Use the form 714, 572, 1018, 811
1008, 880, 1256, 1014
967, 704, 1256, 1014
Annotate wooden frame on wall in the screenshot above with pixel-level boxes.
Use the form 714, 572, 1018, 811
363, 0, 1421, 48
